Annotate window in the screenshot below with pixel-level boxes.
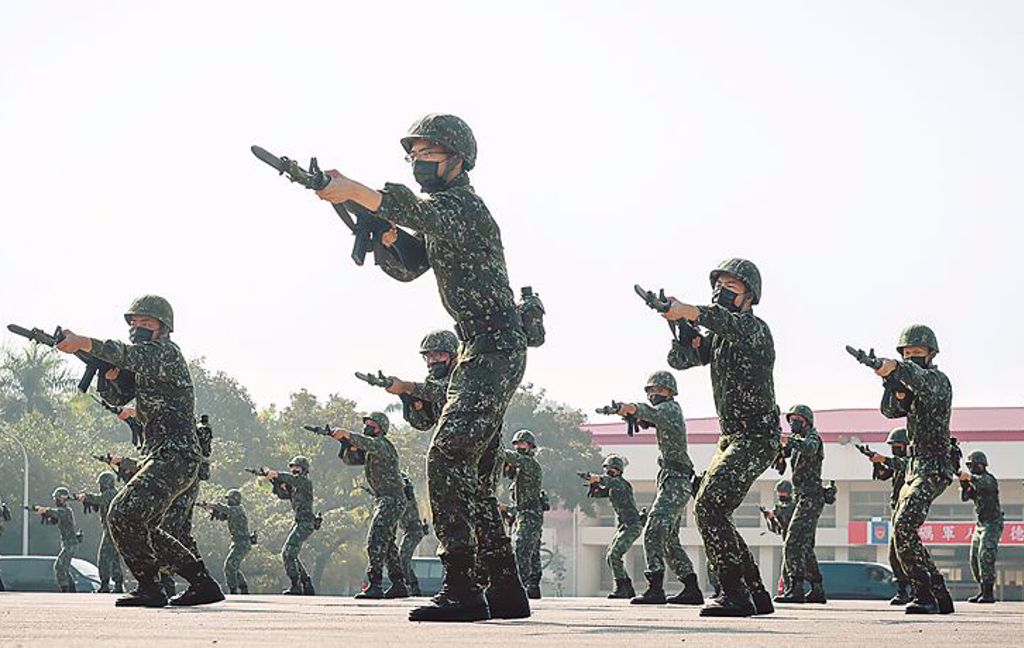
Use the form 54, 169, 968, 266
848, 545, 878, 562
1002, 505, 1023, 521
815, 546, 836, 561
850, 490, 890, 521
928, 504, 974, 521
819, 502, 836, 528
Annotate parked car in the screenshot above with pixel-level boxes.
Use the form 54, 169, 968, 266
818, 561, 897, 600
0, 555, 102, 592
381, 556, 443, 596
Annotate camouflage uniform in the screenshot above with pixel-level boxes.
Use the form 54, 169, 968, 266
398, 478, 427, 595
503, 441, 543, 592
374, 115, 529, 620
78, 473, 124, 591
961, 462, 1002, 590
595, 472, 643, 582
209, 495, 251, 594
778, 406, 825, 600
41, 498, 79, 591
869, 429, 910, 600
274, 467, 315, 589
158, 478, 202, 593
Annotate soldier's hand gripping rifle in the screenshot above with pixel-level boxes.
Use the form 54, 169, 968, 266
355, 371, 420, 420
577, 472, 606, 498
595, 401, 641, 437
7, 324, 118, 393
305, 424, 366, 465
634, 285, 701, 368
250, 145, 428, 272
759, 505, 783, 534
91, 395, 144, 449
25, 506, 58, 525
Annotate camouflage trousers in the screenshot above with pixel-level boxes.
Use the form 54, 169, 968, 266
970, 517, 1003, 585
160, 477, 201, 559
644, 474, 695, 578
107, 449, 201, 583
398, 510, 426, 588
887, 510, 907, 587
282, 520, 314, 582
695, 433, 780, 590
367, 494, 404, 578
427, 347, 526, 568
529, 544, 542, 587
607, 522, 643, 580
224, 540, 250, 589
893, 472, 950, 590
54, 541, 78, 588
782, 495, 823, 585
513, 508, 543, 587
97, 527, 124, 585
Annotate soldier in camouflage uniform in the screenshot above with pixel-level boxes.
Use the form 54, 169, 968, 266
501, 430, 544, 600
32, 487, 79, 592
398, 474, 428, 596
774, 405, 827, 604
55, 296, 223, 607
262, 456, 316, 595
379, 329, 460, 431
959, 450, 1003, 603
609, 372, 701, 606
316, 114, 529, 622
199, 489, 252, 594
863, 427, 912, 604
862, 324, 954, 615
584, 455, 644, 599
331, 412, 409, 599
76, 471, 124, 593
661, 258, 781, 617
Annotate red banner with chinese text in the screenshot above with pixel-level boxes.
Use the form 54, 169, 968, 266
847, 520, 1024, 545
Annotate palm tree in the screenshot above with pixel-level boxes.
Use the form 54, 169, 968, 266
0, 344, 75, 421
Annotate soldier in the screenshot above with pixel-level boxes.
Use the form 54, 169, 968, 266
75, 471, 125, 593
660, 258, 781, 617
0, 495, 8, 591
330, 412, 409, 599
862, 427, 912, 605
379, 329, 460, 431
501, 430, 544, 600
774, 405, 827, 604
261, 456, 316, 595
316, 114, 529, 622
398, 474, 428, 596
583, 455, 644, 599
763, 480, 796, 538
959, 450, 1003, 603
31, 487, 79, 592
199, 489, 252, 595
55, 295, 223, 607
857, 324, 954, 615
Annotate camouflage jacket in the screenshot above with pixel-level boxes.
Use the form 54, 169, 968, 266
400, 486, 425, 532
375, 175, 527, 355
116, 457, 140, 483
684, 305, 780, 437
406, 374, 450, 431
772, 498, 796, 534
274, 472, 314, 523
503, 449, 543, 511
787, 428, 824, 498
962, 472, 1002, 524
80, 487, 117, 525
92, 338, 200, 457
211, 502, 251, 542
884, 361, 952, 478
43, 505, 77, 544
348, 433, 405, 498
876, 455, 908, 510
633, 399, 694, 477
597, 474, 642, 528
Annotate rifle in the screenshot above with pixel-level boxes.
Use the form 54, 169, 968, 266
74, 493, 101, 515
7, 324, 117, 393
854, 443, 876, 459
759, 505, 783, 534
594, 401, 641, 436
577, 472, 605, 498
634, 285, 701, 368
690, 471, 705, 498
250, 145, 428, 270
92, 453, 116, 465
91, 395, 144, 448
305, 424, 367, 465
195, 501, 227, 521
845, 345, 884, 370
244, 467, 269, 477
25, 506, 58, 525
355, 371, 420, 420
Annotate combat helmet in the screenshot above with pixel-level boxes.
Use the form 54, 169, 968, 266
966, 450, 988, 467
288, 456, 310, 473
785, 405, 815, 428
401, 114, 477, 171
420, 329, 459, 355
603, 455, 626, 473
886, 427, 909, 446
775, 480, 793, 495
363, 411, 390, 435
97, 471, 116, 489
52, 486, 71, 501
645, 370, 678, 395
124, 295, 175, 332
896, 324, 939, 354
709, 258, 762, 305
512, 429, 537, 447
225, 489, 242, 505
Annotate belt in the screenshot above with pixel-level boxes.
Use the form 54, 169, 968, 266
454, 309, 522, 342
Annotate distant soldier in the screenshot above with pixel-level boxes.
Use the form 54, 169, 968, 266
199, 489, 252, 594
0, 495, 9, 590
959, 451, 1003, 603
862, 427, 912, 605
32, 487, 80, 592
75, 471, 125, 593
583, 455, 644, 599
260, 456, 316, 595
376, 329, 460, 431
398, 474, 428, 596
502, 430, 544, 600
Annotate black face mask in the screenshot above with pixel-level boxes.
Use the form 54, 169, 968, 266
648, 394, 670, 406
789, 419, 805, 435
428, 361, 449, 379
778, 494, 791, 502
891, 445, 907, 458
713, 286, 742, 313
413, 160, 446, 193
130, 327, 155, 344
604, 469, 618, 477
516, 446, 531, 455
970, 464, 985, 475
363, 425, 383, 437
291, 469, 302, 476
907, 356, 929, 369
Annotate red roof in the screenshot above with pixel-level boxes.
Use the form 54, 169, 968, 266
584, 407, 1024, 446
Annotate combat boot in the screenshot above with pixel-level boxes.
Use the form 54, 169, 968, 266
630, 571, 667, 604
699, 569, 754, 618
526, 581, 542, 600
905, 582, 939, 615
409, 553, 490, 622
237, 583, 249, 595
355, 570, 385, 599
773, 579, 806, 603
806, 582, 827, 604
115, 581, 169, 608
749, 583, 775, 616
890, 581, 911, 605
97, 580, 111, 594
169, 561, 225, 607
607, 577, 635, 599
977, 583, 995, 603
931, 575, 954, 614
282, 577, 303, 595
666, 573, 704, 605
482, 550, 531, 619
112, 580, 124, 594
301, 576, 316, 596
384, 574, 411, 599
966, 586, 983, 603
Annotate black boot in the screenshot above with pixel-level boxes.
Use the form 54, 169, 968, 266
409, 553, 490, 622
0, 575, 5, 592
699, 569, 755, 618
890, 581, 911, 605
170, 561, 225, 607
630, 571, 666, 604
526, 580, 542, 600
228, 586, 238, 595
115, 581, 169, 608
482, 550, 531, 619
774, 578, 806, 603
667, 573, 704, 605
238, 583, 249, 595
749, 583, 775, 616
282, 576, 303, 595
301, 576, 315, 596
97, 580, 111, 594
59, 584, 68, 593
160, 575, 176, 599
967, 585, 984, 603
978, 582, 995, 603
385, 573, 411, 599
905, 582, 939, 615
931, 575, 954, 614
608, 577, 635, 599
112, 580, 124, 594
806, 582, 827, 604
355, 570, 385, 599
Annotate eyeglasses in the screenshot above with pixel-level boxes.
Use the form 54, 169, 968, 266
404, 149, 452, 163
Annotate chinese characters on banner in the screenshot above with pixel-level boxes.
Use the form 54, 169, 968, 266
848, 520, 1024, 545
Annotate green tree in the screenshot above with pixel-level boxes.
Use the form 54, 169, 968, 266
0, 345, 75, 421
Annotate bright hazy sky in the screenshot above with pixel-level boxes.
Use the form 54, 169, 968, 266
2, 2, 1021, 420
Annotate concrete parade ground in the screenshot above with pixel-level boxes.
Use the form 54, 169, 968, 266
0, 594, 1021, 647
